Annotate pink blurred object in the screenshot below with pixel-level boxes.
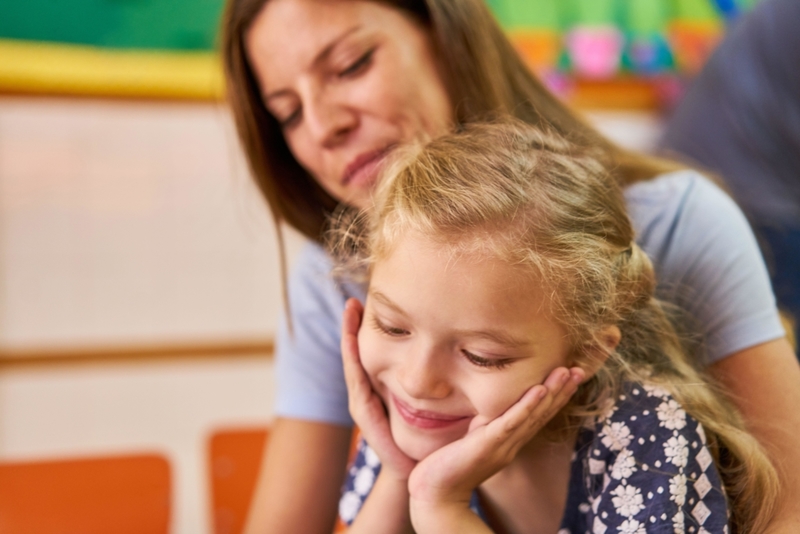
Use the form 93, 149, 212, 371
566, 26, 625, 79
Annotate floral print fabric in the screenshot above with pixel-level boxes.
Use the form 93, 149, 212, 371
340, 382, 730, 533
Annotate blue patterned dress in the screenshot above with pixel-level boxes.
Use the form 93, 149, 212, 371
339, 382, 730, 533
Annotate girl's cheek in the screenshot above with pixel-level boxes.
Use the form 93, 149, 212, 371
473, 379, 536, 422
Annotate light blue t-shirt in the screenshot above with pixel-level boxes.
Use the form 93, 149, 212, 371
274, 171, 785, 426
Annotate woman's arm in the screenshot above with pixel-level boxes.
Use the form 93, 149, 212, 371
710, 338, 800, 534
242, 418, 353, 534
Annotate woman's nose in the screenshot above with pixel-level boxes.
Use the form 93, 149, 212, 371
303, 89, 357, 148
396, 348, 451, 400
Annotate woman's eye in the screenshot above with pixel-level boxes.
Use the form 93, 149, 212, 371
339, 49, 374, 78
462, 350, 511, 370
277, 108, 301, 129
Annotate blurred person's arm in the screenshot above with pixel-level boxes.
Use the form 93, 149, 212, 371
710, 338, 800, 534
243, 418, 352, 534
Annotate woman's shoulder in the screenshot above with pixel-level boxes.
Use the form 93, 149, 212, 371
623, 170, 738, 241
291, 241, 335, 281
623, 170, 783, 362
288, 241, 366, 308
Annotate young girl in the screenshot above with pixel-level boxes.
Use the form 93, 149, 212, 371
331, 122, 778, 534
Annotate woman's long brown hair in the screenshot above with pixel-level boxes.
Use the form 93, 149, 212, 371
220, 0, 681, 244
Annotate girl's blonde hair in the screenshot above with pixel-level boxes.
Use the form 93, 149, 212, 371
329, 121, 778, 534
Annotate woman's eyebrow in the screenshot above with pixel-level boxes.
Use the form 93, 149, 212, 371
264, 25, 363, 102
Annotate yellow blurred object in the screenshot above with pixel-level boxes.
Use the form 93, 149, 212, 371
0, 39, 224, 100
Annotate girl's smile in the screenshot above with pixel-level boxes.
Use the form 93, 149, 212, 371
390, 394, 471, 430
358, 230, 574, 461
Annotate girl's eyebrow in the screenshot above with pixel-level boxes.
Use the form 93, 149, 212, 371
368, 290, 409, 317
452, 328, 531, 349
264, 25, 363, 102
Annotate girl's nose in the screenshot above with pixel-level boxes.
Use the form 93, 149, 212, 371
395, 347, 451, 400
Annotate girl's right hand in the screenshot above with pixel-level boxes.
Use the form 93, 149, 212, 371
341, 298, 417, 481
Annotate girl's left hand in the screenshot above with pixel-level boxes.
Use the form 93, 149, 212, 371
407, 366, 584, 528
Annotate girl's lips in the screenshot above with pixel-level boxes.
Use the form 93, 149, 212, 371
391, 395, 470, 430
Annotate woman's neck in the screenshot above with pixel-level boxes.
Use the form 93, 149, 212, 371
478, 431, 577, 534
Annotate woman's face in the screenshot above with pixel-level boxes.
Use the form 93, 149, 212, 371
358, 232, 573, 461
246, 0, 453, 209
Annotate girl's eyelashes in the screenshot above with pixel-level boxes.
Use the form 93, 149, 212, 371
369, 312, 511, 369
338, 48, 375, 78
371, 315, 409, 337
462, 350, 512, 370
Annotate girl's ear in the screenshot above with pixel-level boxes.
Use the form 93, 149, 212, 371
576, 325, 621, 379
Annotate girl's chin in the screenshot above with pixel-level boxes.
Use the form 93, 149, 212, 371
395, 432, 461, 461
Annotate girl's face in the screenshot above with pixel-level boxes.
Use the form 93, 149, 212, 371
358, 232, 573, 461
246, 0, 453, 209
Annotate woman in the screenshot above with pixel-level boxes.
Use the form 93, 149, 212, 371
220, 1, 800, 532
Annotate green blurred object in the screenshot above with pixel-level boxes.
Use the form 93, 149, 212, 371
484, 0, 511, 27
626, 0, 671, 33
503, 0, 560, 30
673, 0, 720, 21
0, 0, 225, 50
569, 0, 619, 25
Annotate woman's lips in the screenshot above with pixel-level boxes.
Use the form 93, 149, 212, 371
342, 146, 393, 188
391, 395, 470, 430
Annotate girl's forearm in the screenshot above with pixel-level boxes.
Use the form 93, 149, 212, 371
410, 499, 492, 534
347, 471, 414, 534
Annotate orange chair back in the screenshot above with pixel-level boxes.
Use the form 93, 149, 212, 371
0, 453, 171, 534
208, 426, 361, 534
208, 427, 269, 534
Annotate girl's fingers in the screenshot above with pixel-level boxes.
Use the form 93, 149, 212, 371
484, 366, 584, 450
343, 298, 364, 337
541, 366, 584, 420
341, 299, 371, 404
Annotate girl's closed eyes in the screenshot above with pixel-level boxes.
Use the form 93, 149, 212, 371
369, 314, 408, 337
369, 308, 521, 371
460, 350, 513, 370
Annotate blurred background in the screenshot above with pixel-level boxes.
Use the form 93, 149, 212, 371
0, 0, 769, 533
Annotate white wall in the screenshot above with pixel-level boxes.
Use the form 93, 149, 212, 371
0, 97, 306, 351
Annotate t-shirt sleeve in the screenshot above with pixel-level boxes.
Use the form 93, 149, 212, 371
273, 243, 357, 426
625, 172, 785, 364
583, 385, 729, 533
